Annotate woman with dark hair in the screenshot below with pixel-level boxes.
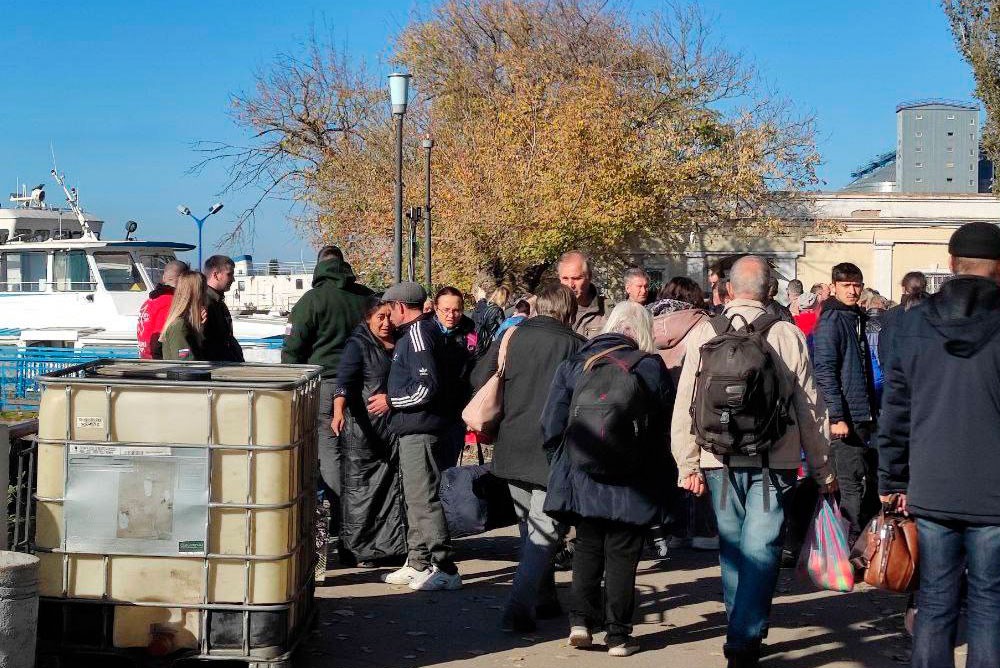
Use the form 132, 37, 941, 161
332, 298, 407, 567
433, 286, 479, 469
647, 276, 718, 552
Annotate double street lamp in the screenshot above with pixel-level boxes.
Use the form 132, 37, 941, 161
177, 202, 224, 270
388, 72, 412, 284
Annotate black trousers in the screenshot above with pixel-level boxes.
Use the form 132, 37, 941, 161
570, 517, 646, 644
830, 427, 878, 542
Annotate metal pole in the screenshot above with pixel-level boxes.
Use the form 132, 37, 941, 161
197, 217, 204, 270
423, 136, 433, 291
393, 114, 404, 284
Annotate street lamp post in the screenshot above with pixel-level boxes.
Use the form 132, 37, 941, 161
177, 203, 224, 270
388, 72, 412, 284
422, 135, 434, 290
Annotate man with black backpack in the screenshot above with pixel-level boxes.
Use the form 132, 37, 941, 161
671, 256, 836, 668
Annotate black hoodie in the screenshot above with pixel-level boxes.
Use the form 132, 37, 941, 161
877, 276, 1000, 524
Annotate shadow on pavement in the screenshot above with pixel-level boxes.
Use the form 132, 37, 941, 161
297, 529, 916, 668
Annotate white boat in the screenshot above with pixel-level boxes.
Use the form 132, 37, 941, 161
0, 173, 286, 360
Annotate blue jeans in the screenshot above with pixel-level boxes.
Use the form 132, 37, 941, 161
705, 467, 796, 654
912, 518, 1000, 668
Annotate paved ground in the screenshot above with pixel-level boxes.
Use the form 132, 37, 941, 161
297, 527, 962, 668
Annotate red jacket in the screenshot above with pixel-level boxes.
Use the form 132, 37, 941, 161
137, 285, 175, 359
794, 311, 819, 338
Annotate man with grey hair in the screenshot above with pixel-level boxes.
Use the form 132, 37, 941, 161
558, 250, 611, 338
623, 267, 650, 305
672, 255, 836, 667
137, 259, 190, 359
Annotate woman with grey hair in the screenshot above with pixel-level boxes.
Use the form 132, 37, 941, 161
540, 301, 676, 657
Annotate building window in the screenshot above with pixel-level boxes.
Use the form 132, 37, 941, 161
947, 146, 954, 152
970, 180, 976, 186
947, 131, 955, 137
237, 281, 245, 291
947, 177, 954, 182
946, 162, 955, 168
970, 134, 975, 141
915, 114, 923, 119
295, 278, 304, 290
925, 272, 952, 294
915, 177, 923, 183
915, 147, 922, 152
971, 164, 976, 171
915, 162, 923, 168
915, 132, 923, 137
947, 114, 956, 120
971, 118, 976, 125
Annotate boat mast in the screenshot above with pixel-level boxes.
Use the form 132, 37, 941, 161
50, 169, 95, 239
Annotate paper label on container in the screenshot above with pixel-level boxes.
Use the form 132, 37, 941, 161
70, 444, 172, 457
76, 416, 105, 430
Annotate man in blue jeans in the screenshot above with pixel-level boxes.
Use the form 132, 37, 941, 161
878, 222, 1000, 668
672, 256, 837, 667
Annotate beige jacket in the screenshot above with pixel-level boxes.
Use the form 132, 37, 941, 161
670, 299, 834, 485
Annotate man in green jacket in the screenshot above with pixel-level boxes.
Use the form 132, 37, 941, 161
282, 246, 374, 522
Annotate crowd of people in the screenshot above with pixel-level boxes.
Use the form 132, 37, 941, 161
136, 254, 246, 363
136, 224, 1000, 667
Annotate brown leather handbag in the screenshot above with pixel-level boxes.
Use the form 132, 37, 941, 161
852, 495, 919, 593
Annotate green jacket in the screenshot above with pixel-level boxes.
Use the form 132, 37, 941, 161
281, 258, 374, 377
161, 319, 204, 361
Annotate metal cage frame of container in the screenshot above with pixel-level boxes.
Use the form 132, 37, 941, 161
20, 359, 323, 666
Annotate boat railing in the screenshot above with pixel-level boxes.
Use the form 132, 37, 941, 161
236, 261, 316, 276
0, 346, 138, 411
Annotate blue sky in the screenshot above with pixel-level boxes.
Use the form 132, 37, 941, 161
2, 1, 977, 262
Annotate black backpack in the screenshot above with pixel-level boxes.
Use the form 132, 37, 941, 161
564, 345, 652, 482
690, 313, 790, 508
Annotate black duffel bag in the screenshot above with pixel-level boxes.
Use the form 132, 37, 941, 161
440, 441, 517, 538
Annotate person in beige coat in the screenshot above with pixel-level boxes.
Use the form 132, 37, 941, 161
670, 255, 836, 668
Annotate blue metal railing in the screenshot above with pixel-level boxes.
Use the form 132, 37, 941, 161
0, 346, 138, 411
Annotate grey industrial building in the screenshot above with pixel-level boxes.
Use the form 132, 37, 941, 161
845, 99, 995, 194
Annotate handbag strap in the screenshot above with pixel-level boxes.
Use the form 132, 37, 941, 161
496, 326, 519, 377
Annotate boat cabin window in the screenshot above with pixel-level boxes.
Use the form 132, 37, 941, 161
138, 253, 178, 286
94, 252, 145, 292
53, 250, 96, 291
0, 251, 48, 292
12, 229, 31, 242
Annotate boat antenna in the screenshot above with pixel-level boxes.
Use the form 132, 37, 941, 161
50, 169, 94, 239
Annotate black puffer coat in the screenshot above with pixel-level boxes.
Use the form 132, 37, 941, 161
813, 298, 878, 425
334, 324, 407, 561
541, 334, 677, 527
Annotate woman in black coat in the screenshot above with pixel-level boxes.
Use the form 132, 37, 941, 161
332, 299, 407, 566
541, 302, 676, 657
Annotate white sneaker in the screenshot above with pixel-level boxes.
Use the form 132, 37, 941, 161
691, 536, 720, 551
568, 626, 592, 648
408, 565, 462, 591
384, 565, 427, 585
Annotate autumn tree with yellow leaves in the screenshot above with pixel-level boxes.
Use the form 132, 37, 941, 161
201, 1, 819, 290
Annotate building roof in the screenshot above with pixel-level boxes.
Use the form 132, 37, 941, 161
843, 159, 896, 192
896, 98, 979, 112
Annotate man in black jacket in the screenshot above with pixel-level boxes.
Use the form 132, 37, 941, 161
472, 283, 584, 632
373, 282, 462, 592
877, 222, 1000, 668
202, 255, 244, 362
813, 262, 878, 541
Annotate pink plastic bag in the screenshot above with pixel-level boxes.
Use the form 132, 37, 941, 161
798, 495, 854, 592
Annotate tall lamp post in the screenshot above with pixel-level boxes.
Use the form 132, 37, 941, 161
422, 135, 433, 290
177, 203, 224, 270
388, 72, 412, 284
